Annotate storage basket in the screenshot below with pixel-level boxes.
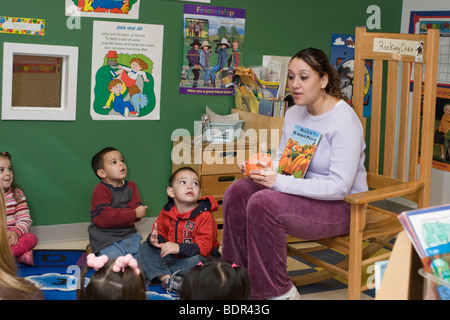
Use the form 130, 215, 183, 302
418, 268, 450, 300
205, 120, 244, 143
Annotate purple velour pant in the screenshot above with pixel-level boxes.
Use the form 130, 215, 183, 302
221, 178, 351, 300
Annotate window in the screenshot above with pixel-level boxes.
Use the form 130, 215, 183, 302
2, 42, 78, 121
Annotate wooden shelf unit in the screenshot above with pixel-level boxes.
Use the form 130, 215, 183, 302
172, 137, 258, 243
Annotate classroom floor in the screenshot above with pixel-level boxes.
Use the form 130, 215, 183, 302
35, 237, 374, 300
32, 200, 413, 300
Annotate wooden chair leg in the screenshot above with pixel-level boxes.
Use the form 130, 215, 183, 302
348, 204, 365, 300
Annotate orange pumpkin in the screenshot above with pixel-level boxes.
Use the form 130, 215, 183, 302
244, 152, 273, 176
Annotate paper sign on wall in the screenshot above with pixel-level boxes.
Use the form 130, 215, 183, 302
0, 16, 45, 36
373, 37, 423, 61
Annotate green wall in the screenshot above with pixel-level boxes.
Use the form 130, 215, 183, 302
0, 0, 402, 226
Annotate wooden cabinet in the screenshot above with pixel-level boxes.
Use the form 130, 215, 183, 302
172, 137, 257, 243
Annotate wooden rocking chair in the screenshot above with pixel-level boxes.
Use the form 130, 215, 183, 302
287, 27, 440, 299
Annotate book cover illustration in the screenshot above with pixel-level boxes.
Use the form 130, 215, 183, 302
277, 125, 321, 178
398, 204, 450, 299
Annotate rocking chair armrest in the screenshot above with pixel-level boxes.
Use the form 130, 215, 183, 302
344, 181, 424, 205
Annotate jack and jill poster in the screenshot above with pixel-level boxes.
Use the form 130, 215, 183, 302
179, 4, 246, 96
90, 21, 163, 120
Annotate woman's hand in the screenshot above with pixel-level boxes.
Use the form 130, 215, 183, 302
249, 161, 277, 188
238, 161, 247, 175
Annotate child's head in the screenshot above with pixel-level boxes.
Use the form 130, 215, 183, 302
91, 147, 127, 184
167, 167, 201, 205
107, 79, 123, 94
78, 254, 146, 300
179, 258, 251, 300
0, 152, 13, 192
128, 84, 141, 97
130, 58, 148, 72
444, 103, 450, 114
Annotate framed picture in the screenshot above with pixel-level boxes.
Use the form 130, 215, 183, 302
1, 42, 78, 121
409, 11, 450, 171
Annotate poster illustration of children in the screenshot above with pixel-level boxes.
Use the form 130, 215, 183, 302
90, 21, 163, 120
111, 57, 150, 88
179, 4, 246, 96
92, 52, 153, 118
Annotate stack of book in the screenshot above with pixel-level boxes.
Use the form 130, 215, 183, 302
398, 204, 450, 299
258, 98, 287, 117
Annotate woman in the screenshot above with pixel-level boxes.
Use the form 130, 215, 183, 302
221, 48, 368, 300
0, 188, 43, 300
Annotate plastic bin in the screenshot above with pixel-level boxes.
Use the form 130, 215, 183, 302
418, 268, 450, 300
205, 120, 244, 143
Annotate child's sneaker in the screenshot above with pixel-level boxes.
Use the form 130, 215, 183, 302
162, 270, 183, 294
17, 250, 34, 266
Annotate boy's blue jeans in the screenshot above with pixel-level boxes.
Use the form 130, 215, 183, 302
99, 233, 142, 260
138, 241, 204, 284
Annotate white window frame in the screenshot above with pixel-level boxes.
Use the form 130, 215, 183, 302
2, 42, 78, 121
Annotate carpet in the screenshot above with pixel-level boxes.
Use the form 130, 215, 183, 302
288, 240, 395, 299
17, 250, 175, 300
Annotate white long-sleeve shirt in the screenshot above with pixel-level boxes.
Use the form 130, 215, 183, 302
271, 100, 368, 200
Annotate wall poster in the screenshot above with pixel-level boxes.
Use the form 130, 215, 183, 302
65, 0, 140, 19
330, 33, 372, 118
179, 4, 246, 96
90, 21, 163, 120
410, 11, 450, 171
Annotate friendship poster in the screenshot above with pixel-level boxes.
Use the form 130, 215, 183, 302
179, 4, 246, 96
90, 21, 163, 120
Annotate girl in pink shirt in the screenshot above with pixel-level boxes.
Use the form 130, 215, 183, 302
0, 152, 37, 265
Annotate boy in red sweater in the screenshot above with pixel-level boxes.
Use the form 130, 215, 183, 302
138, 167, 220, 293
88, 147, 147, 259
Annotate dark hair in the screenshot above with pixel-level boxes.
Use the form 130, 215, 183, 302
91, 147, 118, 179
179, 258, 251, 300
0, 152, 22, 202
291, 47, 344, 100
169, 166, 200, 188
77, 260, 146, 300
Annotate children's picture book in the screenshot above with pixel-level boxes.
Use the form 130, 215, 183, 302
399, 204, 450, 259
399, 204, 450, 299
276, 125, 321, 178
